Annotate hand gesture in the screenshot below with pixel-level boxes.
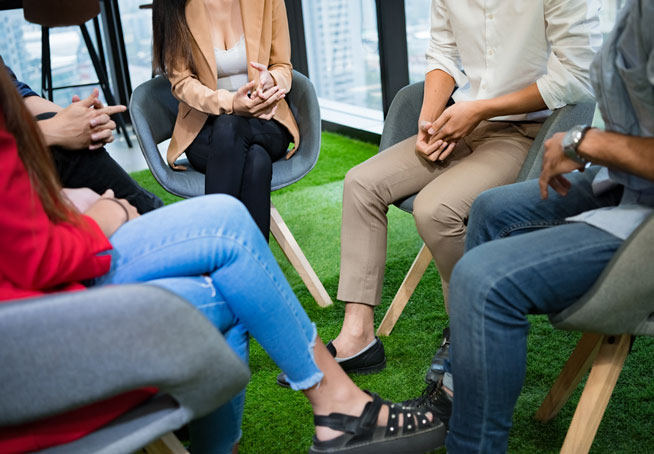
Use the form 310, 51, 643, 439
423, 101, 485, 161
40, 89, 126, 150
250, 61, 275, 95
415, 120, 456, 162
84, 189, 139, 237
232, 80, 286, 119
539, 132, 585, 199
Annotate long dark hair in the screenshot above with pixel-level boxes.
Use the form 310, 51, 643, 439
152, 0, 197, 76
0, 60, 77, 224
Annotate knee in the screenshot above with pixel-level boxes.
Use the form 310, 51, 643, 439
343, 163, 387, 206
199, 193, 249, 219
466, 187, 509, 249
245, 145, 273, 179
413, 193, 465, 240
210, 115, 250, 143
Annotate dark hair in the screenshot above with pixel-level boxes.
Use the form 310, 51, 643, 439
152, 0, 197, 76
0, 59, 77, 224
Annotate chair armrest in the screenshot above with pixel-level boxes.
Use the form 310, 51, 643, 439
0, 284, 250, 426
517, 103, 596, 182
550, 214, 654, 336
379, 81, 424, 152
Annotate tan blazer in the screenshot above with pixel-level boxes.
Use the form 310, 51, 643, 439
166, 0, 300, 169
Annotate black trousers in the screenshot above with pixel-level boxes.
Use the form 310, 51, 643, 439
185, 114, 291, 239
37, 112, 163, 214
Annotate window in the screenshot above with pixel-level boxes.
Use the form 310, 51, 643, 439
302, 0, 383, 132
404, 0, 430, 84
116, 0, 153, 90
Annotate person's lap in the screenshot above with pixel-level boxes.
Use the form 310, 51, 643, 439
446, 175, 625, 453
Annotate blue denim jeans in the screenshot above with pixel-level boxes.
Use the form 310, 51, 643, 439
445, 170, 624, 453
93, 194, 323, 454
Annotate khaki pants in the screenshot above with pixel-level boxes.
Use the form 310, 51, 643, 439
337, 120, 542, 307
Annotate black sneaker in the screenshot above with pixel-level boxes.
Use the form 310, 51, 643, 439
402, 378, 453, 428
276, 337, 386, 388
425, 327, 450, 384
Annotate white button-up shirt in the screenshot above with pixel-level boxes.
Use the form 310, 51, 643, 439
426, 0, 603, 121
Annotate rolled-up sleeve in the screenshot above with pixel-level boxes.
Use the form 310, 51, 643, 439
425, 0, 467, 88
537, 0, 603, 109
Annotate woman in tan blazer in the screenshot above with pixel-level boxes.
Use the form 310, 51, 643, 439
153, 0, 299, 239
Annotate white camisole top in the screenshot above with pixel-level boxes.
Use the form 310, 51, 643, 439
215, 35, 248, 92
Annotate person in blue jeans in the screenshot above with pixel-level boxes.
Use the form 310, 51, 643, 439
405, 0, 654, 452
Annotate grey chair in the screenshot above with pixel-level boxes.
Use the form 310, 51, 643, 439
534, 213, 654, 454
130, 71, 332, 307
0, 285, 250, 454
374, 81, 596, 335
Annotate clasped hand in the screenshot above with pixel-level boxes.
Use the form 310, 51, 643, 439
416, 101, 485, 162
232, 62, 286, 120
42, 88, 126, 150
539, 132, 585, 199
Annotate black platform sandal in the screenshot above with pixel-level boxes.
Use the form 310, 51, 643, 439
309, 392, 446, 454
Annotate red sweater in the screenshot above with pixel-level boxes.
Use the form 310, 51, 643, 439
0, 119, 156, 452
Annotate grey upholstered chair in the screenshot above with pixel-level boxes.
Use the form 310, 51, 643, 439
130, 71, 332, 307
374, 81, 596, 335
0, 285, 250, 454
534, 213, 654, 454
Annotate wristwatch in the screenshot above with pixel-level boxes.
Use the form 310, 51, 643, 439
562, 124, 592, 165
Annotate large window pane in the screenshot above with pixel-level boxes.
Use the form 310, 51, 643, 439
404, 0, 430, 84
117, 0, 153, 89
302, 0, 383, 131
0, 10, 102, 105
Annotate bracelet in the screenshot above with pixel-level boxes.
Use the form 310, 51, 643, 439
100, 197, 129, 224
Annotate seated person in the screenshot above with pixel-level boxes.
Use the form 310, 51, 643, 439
153, 0, 298, 238
0, 61, 444, 454
1, 56, 162, 214
406, 1, 654, 452
331, 0, 601, 375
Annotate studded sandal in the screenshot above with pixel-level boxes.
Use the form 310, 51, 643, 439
308, 392, 446, 454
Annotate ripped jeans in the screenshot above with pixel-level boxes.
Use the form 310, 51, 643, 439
93, 194, 323, 454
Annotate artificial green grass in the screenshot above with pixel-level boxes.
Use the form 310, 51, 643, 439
131, 131, 654, 454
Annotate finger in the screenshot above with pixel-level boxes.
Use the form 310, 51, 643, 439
251, 90, 285, 114
419, 121, 432, 132
237, 80, 257, 96
429, 111, 450, 135
92, 120, 116, 132
90, 113, 111, 128
549, 177, 567, 196
438, 142, 457, 161
539, 175, 549, 199
101, 189, 115, 198
91, 129, 114, 143
250, 61, 267, 71
97, 104, 127, 117
257, 104, 278, 120
553, 175, 572, 195
78, 92, 98, 108
71, 95, 81, 103
256, 85, 280, 102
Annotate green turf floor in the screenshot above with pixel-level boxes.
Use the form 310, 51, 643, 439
131, 131, 654, 454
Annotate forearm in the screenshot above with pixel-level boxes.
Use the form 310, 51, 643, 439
23, 95, 62, 116
419, 69, 455, 124
578, 129, 654, 180
477, 83, 547, 120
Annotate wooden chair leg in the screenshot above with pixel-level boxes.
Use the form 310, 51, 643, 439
560, 334, 631, 454
270, 203, 333, 307
535, 332, 604, 422
376, 244, 432, 336
144, 432, 189, 454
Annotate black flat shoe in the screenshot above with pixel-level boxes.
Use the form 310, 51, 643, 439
277, 338, 387, 388
309, 392, 446, 454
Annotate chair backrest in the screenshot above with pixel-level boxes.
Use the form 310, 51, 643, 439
378, 81, 596, 212
549, 213, 654, 337
129, 70, 321, 197
0, 285, 250, 454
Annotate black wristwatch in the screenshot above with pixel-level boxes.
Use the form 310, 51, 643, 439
562, 125, 592, 165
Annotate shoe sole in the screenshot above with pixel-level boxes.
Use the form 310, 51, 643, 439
308, 420, 446, 454
277, 359, 387, 388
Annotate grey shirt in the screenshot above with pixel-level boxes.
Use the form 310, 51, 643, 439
567, 0, 654, 240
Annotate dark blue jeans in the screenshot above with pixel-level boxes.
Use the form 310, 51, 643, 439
446, 169, 624, 453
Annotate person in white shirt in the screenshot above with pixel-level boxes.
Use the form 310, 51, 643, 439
329, 0, 603, 374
